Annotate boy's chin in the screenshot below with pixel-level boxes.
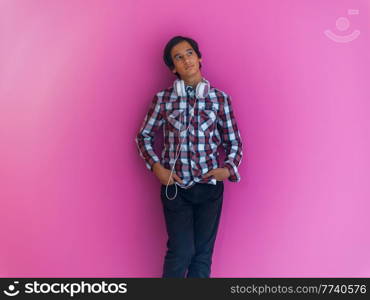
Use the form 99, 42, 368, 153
181, 70, 199, 79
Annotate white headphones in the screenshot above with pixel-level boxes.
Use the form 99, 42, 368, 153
173, 78, 210, 99
165, 78, 210, 200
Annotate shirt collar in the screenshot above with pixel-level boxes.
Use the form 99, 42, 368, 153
185, 85, 195, 97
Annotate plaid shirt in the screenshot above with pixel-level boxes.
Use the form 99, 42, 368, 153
135, 78, 243, 188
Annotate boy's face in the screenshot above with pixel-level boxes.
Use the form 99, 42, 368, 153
170, 41, 202, 80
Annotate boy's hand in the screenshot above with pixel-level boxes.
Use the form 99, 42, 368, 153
202, 167, 230, 181
153, 162, 184, 186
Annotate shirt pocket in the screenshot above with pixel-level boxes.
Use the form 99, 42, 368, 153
199, 108, 217, 132
166, 109, 185, 131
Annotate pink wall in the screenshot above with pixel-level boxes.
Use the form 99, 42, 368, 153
1, 0, 369, 277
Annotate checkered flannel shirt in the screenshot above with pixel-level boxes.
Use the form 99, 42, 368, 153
135, 80, 243, 188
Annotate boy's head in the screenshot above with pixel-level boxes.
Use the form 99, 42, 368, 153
163, 36, 202, 80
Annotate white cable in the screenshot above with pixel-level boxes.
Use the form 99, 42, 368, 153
165, 105, 195, 200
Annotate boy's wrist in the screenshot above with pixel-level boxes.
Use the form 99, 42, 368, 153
152, 162, 162, 172
222, 167, 231, 178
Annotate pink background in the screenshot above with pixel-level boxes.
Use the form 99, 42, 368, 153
1, 0, 369, 277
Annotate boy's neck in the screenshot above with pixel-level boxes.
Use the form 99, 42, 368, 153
182, 73, 202, 88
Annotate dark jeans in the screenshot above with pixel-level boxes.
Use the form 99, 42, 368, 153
160, 180, 224, 278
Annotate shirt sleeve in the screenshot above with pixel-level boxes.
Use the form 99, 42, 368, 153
135, 94, 164, 171
218, 95, 243, 182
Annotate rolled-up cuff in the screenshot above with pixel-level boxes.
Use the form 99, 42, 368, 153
146, 156, 160, 172
223, 162, 241, 182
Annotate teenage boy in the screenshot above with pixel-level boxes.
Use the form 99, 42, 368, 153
135, 36, 243, 278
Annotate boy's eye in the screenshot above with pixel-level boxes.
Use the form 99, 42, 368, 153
174, 50, 193, 61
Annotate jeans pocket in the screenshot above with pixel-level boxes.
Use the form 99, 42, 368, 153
211, 181, 224, 201
161, 184, 180, 205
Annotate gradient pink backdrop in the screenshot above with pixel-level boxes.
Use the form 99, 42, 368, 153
1, 0, 369, 277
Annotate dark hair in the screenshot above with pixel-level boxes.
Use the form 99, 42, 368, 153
163, 36, 202, 79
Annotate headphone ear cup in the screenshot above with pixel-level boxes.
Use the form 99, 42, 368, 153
179, 80, 186, 97
174, 79, 186, 97
195, 82, 204, 99
195, 80, 210, 99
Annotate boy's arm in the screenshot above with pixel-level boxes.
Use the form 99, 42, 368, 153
135, 94, 164, 171
218, 95, 243, 182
